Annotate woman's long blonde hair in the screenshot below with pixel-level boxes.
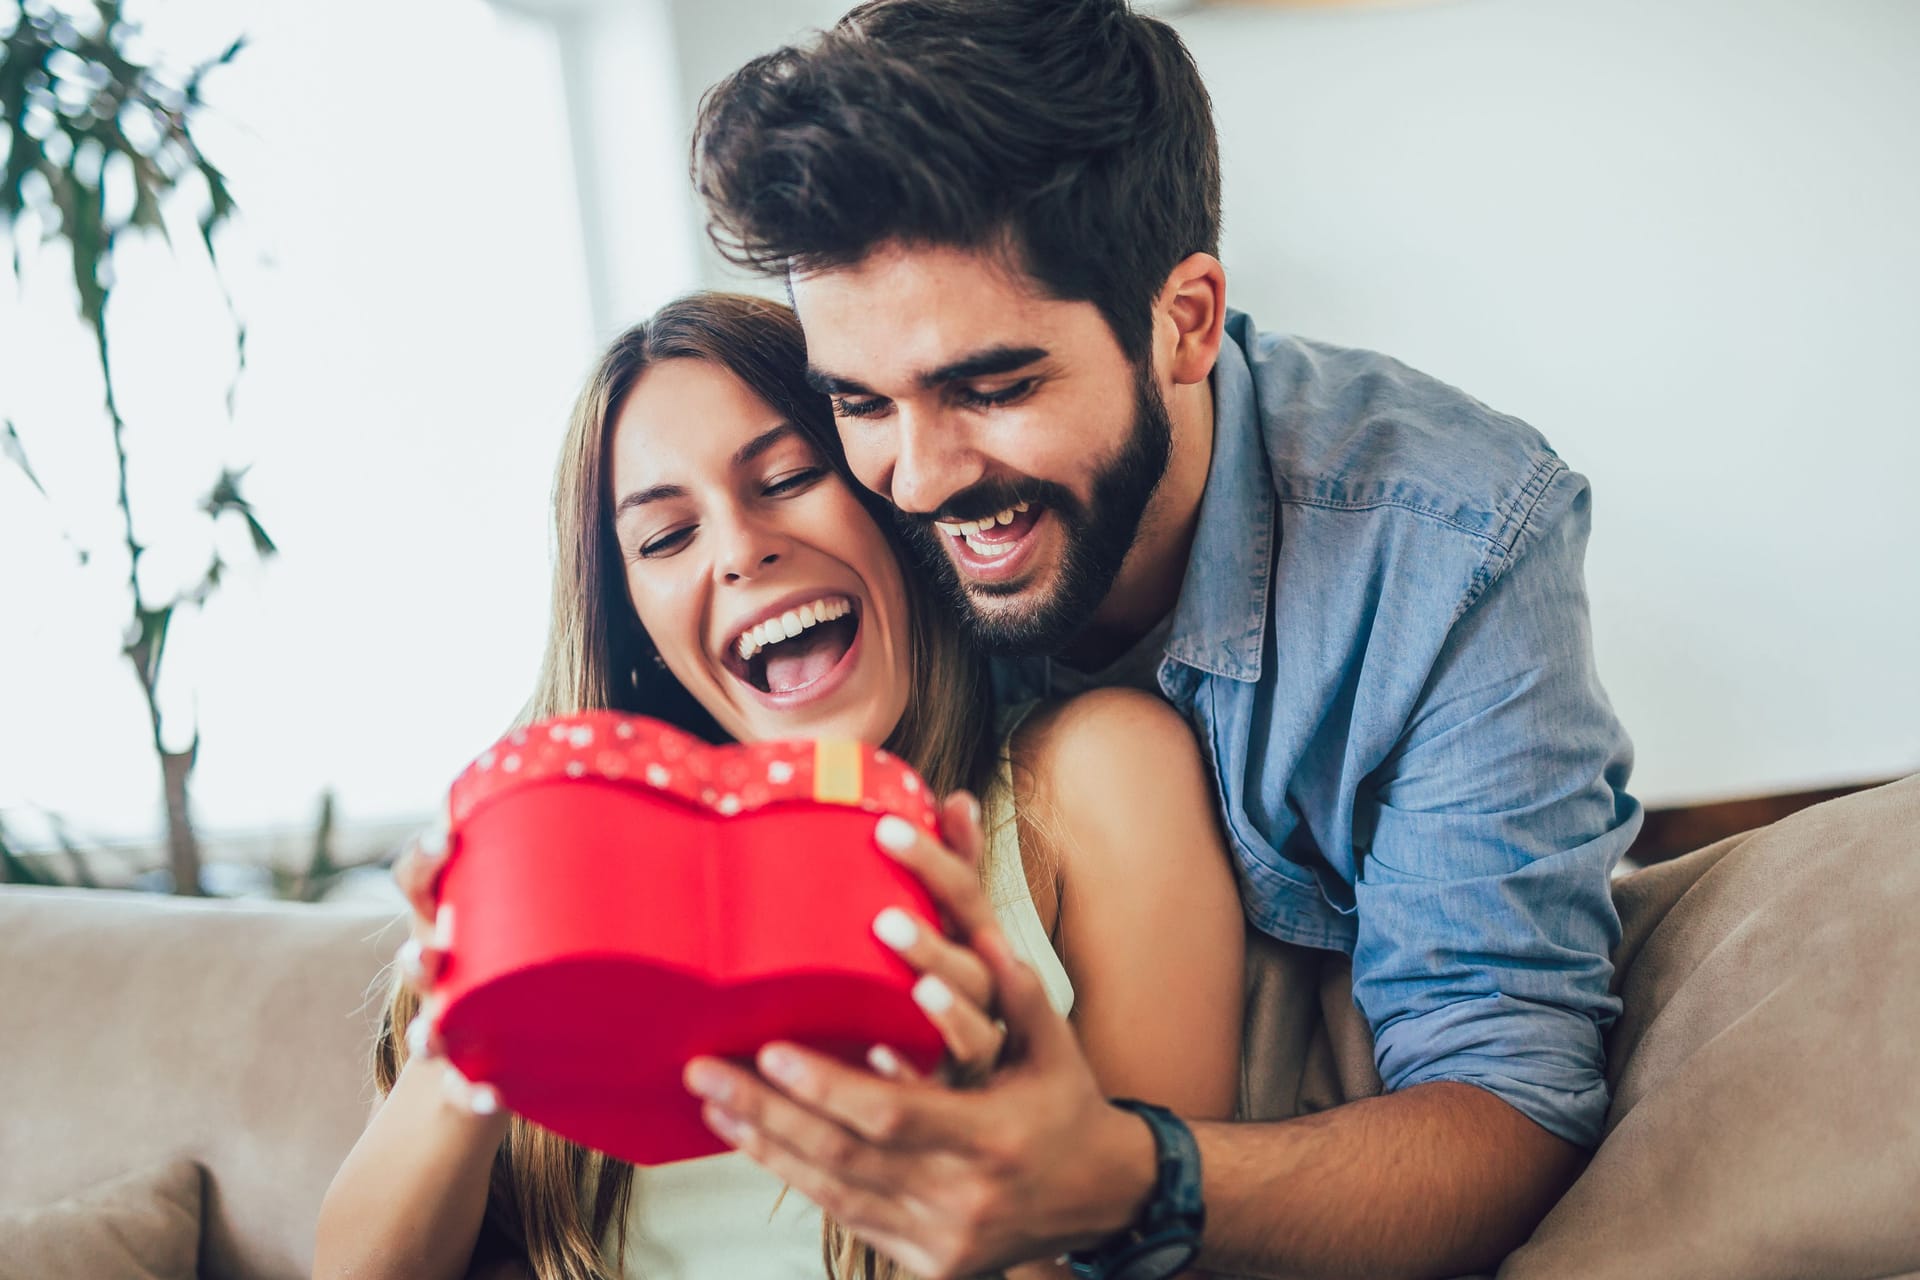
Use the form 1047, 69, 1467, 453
374, 292, 994, 1280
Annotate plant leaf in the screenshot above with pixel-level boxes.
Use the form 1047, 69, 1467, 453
1, 416, 48, 496
124, 602, 173, 686
201, 466, 276, 557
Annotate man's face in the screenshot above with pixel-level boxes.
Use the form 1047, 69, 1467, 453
791, 242, 1171, 655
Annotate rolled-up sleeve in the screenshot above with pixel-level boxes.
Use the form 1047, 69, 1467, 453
1351, 469, 1640, 1148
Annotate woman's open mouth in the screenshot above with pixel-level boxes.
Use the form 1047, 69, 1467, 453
721, 594, 863, 705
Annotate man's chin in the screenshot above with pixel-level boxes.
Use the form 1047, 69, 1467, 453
953, 575, 1086, 656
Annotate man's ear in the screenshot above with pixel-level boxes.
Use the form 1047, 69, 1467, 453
1157, 252, 1227, 387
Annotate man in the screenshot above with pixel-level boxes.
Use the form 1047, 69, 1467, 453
676, 3, 1917, 1279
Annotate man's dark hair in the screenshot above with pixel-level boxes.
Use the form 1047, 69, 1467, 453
692, 0, 1221, 366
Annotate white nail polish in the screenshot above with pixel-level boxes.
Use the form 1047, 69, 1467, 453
875, 815, 917, 853
419, 822, 448, 858
405, 1014, 431, 1059
873, 907, 920, 951
868, 1045, 902, 1078
439, 1063, 471, 1107
396, 937, 424, 980
912, 974, 954, 1015
433, 903, 455, 950
467, 1083, 501, 1116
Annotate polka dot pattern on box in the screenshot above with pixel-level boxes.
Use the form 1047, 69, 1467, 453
448, 710, 940, 834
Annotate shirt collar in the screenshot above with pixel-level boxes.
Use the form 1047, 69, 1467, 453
1162, 311, 1276, 684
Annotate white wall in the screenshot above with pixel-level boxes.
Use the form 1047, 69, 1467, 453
7, 0, 1915, 857
1, 0, 598, 846
657, 0, 1920, 805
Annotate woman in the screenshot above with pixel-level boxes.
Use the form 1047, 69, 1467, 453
314, 293, 1243, 1280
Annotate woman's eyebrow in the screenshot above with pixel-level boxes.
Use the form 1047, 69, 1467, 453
613, 482, 685, 518
613, 423, 799, 518
732, 422, 797, 468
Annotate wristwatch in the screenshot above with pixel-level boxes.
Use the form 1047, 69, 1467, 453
1065, 1099, 1205, 1280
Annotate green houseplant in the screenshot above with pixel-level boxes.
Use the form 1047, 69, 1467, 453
2, 0, 267, 894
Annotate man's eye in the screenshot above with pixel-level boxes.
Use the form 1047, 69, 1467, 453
637, 527, 692, 559
956, 379, 1036, 410
765, 467, 824, 497
832, 396, 889, 419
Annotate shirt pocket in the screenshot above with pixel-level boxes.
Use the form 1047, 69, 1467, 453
1196, 680, 1318, 900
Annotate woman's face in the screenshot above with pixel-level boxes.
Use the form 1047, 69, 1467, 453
608, 357, 913, 747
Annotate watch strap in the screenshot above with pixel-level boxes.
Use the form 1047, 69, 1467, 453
1065, 1098, 1205, 1280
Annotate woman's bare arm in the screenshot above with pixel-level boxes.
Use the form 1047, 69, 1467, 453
312, 1056, 513, 1280
1014, 686, 1244, 1121
997, 688, 1245, 1280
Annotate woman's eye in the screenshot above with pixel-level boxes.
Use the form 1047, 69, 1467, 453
956, 379, 1036, 410
831, 396, 888, 420
764, 467, 824, 497
637, 527, 692, 559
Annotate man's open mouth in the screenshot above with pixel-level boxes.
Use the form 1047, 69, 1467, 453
722, 596, 861, 697
934, 501, 1038, 558
934, 501, 1047, 580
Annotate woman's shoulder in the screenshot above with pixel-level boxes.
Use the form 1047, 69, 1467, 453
1009, 687, 1215, 876
1013, 686, 1202, 794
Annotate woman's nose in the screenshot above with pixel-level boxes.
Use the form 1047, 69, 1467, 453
715, 517, 788, 583
722, 550, 780, 583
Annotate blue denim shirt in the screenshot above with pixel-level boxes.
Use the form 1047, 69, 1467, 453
994, 312, 1639, 1147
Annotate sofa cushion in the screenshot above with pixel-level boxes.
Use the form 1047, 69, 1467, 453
0, 888, 408, 1280
0, 1158, 202, 1280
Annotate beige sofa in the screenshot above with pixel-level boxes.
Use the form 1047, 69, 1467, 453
4, 774, 1917, 1280
0, 889, 407, 1279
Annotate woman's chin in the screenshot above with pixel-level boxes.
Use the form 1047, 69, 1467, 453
736, 694, 897, 749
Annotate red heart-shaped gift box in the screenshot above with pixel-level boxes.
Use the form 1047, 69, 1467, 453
426, 711, 947, 1166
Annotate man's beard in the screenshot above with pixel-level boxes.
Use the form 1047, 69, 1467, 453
895, 367, 1173, 656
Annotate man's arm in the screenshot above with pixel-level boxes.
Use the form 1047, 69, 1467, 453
1351, 465, 1634, 1150
684, 921, 1582, 1280
1191, 1084, 1583, 1278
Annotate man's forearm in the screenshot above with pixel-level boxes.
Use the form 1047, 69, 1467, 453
1184, 1082, 1584, 1280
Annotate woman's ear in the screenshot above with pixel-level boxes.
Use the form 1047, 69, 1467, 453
1157, 252, 1228, 387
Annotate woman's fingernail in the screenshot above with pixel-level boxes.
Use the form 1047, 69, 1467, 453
433, 903, 455, 950
867, 1044, 903, 1078
875, 815, 918, 853
963, 793, 982, 828
439, 1063, 483, 1112
705, 1104, 750, 1143
396, 937, 424, 981
419, 821, 449, 859
405, 1014, 432, 1059
685, 1061, 732, 1104
760, 1045, 805, 1086
466, 1083, 501, 1116
873, 907, 920, 951
912, 974, 954, 1015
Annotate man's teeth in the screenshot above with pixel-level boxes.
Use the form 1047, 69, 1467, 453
934, 502, 1031, 541
734, 597, 852, 662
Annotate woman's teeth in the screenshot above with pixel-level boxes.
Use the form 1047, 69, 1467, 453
734, 597, 852, 662
935, 502, 1031, 555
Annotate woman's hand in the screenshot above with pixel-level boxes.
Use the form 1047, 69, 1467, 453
390, 814, 501, 1116
867, 791, 1011, 1086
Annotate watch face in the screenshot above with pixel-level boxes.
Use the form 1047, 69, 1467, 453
1115, 1240, 1198, 1280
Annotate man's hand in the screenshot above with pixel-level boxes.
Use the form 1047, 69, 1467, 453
681, 794, 1159, 1278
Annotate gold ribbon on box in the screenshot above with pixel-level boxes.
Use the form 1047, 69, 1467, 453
812, 740, 863, 806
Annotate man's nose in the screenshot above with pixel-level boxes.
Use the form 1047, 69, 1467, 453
889, 411, 984, 516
